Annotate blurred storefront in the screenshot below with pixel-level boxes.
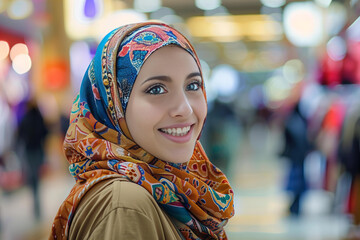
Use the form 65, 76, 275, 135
1, 0, 360, 239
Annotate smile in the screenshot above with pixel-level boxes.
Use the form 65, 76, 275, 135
159, 126, 191, 136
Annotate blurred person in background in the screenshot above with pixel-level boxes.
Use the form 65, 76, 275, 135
280, 102, 311, 216
203, 99, 240, 176
0, 92, 16, 177
0, 97, 14, 166
17, 98, 48, 221
0, 89, 20, 194
50, 22, 234, 240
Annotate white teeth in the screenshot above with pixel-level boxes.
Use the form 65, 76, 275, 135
161, 126, 191, 136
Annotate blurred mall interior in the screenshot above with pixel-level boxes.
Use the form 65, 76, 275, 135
1, 0, 360, 239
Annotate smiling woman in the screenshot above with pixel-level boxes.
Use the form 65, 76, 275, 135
50, 22, 234, 240
126, 46, 207, 164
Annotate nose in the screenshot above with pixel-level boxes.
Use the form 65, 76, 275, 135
169, 91, 193, 118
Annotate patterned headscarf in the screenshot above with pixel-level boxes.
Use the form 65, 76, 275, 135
50, 22, 234, 240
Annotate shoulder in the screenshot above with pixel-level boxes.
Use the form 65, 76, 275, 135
74, 177, 158, 219
109, 177, 160, 213
69, 177, 181, 240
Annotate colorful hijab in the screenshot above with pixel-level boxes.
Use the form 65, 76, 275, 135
50, 22, 234, 240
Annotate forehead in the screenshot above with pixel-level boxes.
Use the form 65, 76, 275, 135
140, 45, 199, 72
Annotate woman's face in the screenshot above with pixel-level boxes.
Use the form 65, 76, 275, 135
125, 46, 207, 163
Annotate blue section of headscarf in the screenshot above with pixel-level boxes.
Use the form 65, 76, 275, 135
116, 50, 138, 112
79, 28, 121, 131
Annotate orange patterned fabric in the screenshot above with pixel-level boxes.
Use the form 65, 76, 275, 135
50, 22, 234, 240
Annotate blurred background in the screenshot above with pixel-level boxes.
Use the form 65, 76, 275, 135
1, 0, 360, 239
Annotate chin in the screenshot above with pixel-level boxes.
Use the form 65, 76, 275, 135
165, 152, 193, 164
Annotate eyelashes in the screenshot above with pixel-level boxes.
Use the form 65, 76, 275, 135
145, 84, 167, 95
145, 80, 203, 95
186, 80, 202, 91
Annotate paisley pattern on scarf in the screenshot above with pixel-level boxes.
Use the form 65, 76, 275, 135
50, 22, 234, 240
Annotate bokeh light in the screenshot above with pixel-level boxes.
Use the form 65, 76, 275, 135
83, 0, 102, 19
0, 41, 10, 60
9, 43, 29, 61
7, 0, 34, 19
264, 75, 292, 104
283, 2, 323, 47
74, 0, 103, 22
282, 59, 305, 84
210, 64, 239, 103
195, 0, 221, 11
12, 54, 32, 74
260, 0, 286, 8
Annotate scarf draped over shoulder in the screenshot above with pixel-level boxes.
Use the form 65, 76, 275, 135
50, 22, 234, 240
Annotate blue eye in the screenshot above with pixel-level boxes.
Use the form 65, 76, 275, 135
187, 81, 201, 91
146, 85, 166, 95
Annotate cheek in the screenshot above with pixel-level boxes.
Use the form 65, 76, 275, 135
195, 96, 207, 125
128, 100, 163, 130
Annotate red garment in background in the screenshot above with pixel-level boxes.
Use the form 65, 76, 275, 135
318, 53, 342, 86
318, 40, 360, 86
322, 100, 346, 136
345, 40, 360, 85
320, 99, 346, 191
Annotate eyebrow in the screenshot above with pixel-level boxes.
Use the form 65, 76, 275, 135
141, 72, 202, 85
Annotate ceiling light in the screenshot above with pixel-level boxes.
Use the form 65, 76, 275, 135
260, 0, 286, 8
195, 0, 221, 11
187, 15, 283, 42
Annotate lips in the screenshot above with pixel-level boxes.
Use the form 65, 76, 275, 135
159, 126, 191, 136
158, 124, 194, 143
